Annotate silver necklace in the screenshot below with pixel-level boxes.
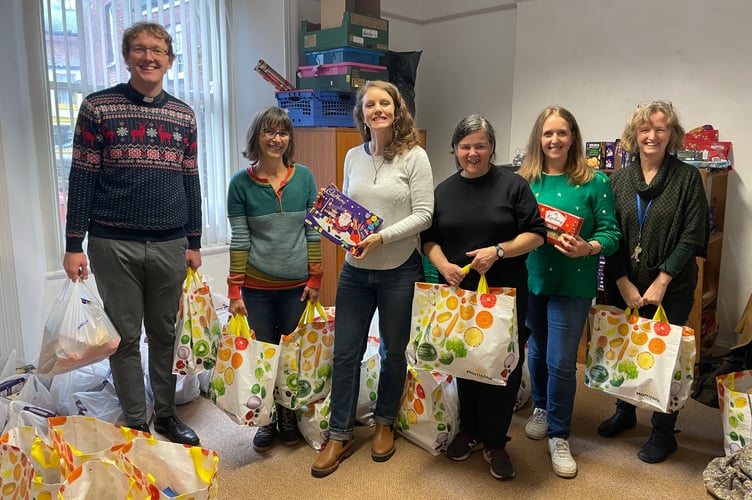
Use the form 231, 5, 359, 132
371, 153, 386, 184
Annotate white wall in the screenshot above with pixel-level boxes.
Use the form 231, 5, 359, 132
507, 0, 752, 347
417, 9, 517, 183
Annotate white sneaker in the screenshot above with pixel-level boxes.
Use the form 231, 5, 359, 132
525, 408, 547, 440
548, 437, 577, 478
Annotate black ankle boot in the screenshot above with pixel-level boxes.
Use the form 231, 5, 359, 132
597, 407, 637, 438
637, 427, 677, 463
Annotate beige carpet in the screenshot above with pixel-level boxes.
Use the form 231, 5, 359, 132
176, 367, 724, 499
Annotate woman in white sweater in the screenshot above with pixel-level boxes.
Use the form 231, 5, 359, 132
311, 81, 434, 478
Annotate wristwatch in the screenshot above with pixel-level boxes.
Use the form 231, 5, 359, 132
494, 244, 505, 259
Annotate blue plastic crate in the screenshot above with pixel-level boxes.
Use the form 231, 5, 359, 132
275, 90, 356, 128
305, 47, 383, 66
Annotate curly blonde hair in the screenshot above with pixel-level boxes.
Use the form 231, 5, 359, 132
620, 101, 684, 153
517, 105, 593, 186
352, 81, 420, 161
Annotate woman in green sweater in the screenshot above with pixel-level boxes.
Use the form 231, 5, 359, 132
518, 106, 621, 478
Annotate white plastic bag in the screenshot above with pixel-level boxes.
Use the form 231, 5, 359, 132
38, 280, 121, 376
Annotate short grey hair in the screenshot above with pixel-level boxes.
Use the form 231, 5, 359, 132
450, 114, 496, 171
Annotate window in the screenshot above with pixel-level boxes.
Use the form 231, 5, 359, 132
42, 0, 232, 248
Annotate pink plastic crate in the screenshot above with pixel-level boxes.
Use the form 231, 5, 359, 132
297, 61, 387, 78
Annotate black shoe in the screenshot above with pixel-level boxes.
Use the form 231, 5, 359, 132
637, 428, 677, 463
253, 424, 277, 452
277, 405, 302, 446
126, 423, 152, 434
597, 409, 637, 438
484, 448, 515, 480
153, 416, 200, 446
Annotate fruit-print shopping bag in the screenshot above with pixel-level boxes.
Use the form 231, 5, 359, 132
0, 441, 35, 500
406, 266, 518, 385
1, 425, 63, 499
584, 304, 695, 413
275, 301, 335, 410
113, 438, 219, 499
296, 394, 331, 451
208, 314, 280, 426
395, 366, 458, 456
173, 269, 222, 376
47, 415, 152, 477
717, 370, 752, 455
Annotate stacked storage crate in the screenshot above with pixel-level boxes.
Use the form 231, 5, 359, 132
275, 1, 389, 128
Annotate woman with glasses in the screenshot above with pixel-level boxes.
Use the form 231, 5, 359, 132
311, 81, 434, 477
517, 106, 620, 478
226, 106, 322, 452
597, 101, 709, 463
421, 114, 546, 480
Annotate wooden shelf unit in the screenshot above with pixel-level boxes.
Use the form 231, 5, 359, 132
688, 168, 728, 358
294, 127, 427, 306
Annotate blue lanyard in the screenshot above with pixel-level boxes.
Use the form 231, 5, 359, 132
636, 195, 652, 229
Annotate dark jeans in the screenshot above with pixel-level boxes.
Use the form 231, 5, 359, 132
240, 286, 307, 345
327, 252, 422, 441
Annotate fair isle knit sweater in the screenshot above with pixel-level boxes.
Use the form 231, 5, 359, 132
65, 83, 202, 252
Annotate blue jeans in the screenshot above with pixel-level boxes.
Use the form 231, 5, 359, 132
240, 286, 307, 345
328, 252, 423, 441
526, 293, 592, 439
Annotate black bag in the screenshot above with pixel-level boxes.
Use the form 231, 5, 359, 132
380, 51, 422, 118
692, 349, 750, 408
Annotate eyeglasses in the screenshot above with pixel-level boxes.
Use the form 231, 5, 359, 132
262, 128, 290, 139
130, 46, 169, 57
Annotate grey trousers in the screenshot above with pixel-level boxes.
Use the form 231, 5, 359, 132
88, 236, 187, 425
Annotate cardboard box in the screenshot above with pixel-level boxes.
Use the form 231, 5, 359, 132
538, 203, 584, 246
321, 0, 381, 29
305, 185, 383, 256
302, 12, 389, 53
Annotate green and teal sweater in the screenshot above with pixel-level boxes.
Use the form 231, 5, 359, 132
226, 164, 322, 299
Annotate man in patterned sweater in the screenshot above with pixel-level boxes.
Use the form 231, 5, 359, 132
63, 21, 201, 445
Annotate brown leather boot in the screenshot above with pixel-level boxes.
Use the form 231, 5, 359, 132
371, 423, 396, 462
311, 439, 355, 478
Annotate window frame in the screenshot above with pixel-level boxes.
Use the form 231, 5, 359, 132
37, 0, 234, 274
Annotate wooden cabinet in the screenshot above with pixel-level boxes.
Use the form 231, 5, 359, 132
294, 127, 427, 306
688, 169, 728, 358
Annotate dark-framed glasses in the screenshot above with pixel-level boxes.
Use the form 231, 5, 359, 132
262, 128, 290, 139
130, 46, 169, 57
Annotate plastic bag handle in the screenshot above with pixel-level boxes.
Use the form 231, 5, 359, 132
460, 264, 489, 293
227, 313, 253, 339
